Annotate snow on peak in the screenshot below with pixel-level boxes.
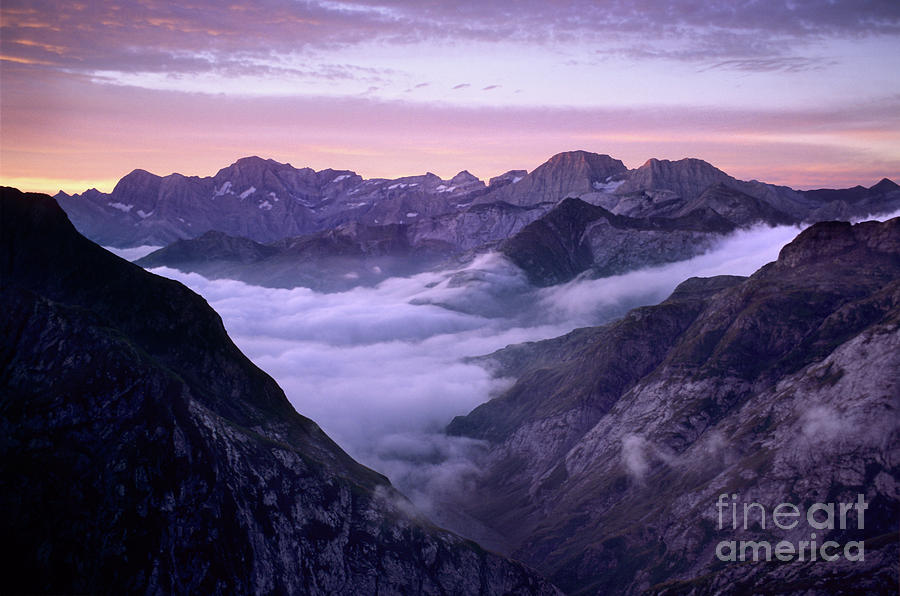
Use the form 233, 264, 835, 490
332, 174, 350, 183
239, 186, 257, 199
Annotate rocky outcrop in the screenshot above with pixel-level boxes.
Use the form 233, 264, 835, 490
446, 217, 900, 594
615, 157, 734, 202
0, 187, 560, 595
803, 178, 900, 221
673, 182, 795, 226
475, 150, 628, 207
500, 198, 735, 286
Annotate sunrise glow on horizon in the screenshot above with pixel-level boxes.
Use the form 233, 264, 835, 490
2, 1, 899, 195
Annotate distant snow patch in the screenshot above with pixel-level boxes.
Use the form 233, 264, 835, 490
406, 212, 418, 218
332, 174, 350, 183
512, 176, 524, 184
259, 200, 273, 210
593, 179, 624, 192
137, 209, 153, 219
239, 186, 256, 199
435, 184, 456, 193
109, 202, 133, 213
214, 181, 233, 197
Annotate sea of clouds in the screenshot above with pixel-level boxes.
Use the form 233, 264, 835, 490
142, 211, 898, 525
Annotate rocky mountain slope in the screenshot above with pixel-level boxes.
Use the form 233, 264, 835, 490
0, 187, 559, 595
445, 218, 900, 594
500, 198, 736, 286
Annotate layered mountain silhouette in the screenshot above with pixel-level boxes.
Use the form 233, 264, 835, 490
57, 152, 900, 291
445, 217, 900, 593
0, 187, 559, 595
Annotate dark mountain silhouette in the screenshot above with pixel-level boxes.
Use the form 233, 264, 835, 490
0, 187, 559, 595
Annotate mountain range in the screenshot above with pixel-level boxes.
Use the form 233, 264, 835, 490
56, 150, 900, 291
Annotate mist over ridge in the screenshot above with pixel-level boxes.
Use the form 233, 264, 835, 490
145, 214, 876, 520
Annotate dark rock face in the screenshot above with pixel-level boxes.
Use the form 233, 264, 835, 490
500, 198, 736, 286
447, 218, 900, 594
0, 187, 560, 595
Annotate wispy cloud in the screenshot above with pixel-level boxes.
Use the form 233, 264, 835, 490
3, 0, 897, 80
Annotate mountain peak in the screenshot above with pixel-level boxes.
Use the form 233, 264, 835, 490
232, 155, 286, 168
871, 177, 899, 193
111, 168, 163, 199
617, 157, 732, 200
545, 150, 625, 169
450, 170, 480, 185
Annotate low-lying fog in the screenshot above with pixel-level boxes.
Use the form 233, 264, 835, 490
142, 212, 898, 525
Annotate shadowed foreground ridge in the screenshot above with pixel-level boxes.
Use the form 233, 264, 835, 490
0, 187, 559, 595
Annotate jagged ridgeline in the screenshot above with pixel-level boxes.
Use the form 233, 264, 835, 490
0, 188, 559, 595
55, 151, 900, 291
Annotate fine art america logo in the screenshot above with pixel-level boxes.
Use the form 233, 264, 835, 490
715, 493, 867, 562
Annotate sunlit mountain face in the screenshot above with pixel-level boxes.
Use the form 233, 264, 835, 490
2, 0, 900, 593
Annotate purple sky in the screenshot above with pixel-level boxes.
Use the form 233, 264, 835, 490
2, 0, 899, 192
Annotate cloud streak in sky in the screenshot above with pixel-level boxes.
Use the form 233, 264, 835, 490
3, 1, 898, 77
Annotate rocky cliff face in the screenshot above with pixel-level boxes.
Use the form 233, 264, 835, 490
0, 187, 559, 595
473, 151, 628, 207
500, 198, 736, 286
446, 217, 900, 594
